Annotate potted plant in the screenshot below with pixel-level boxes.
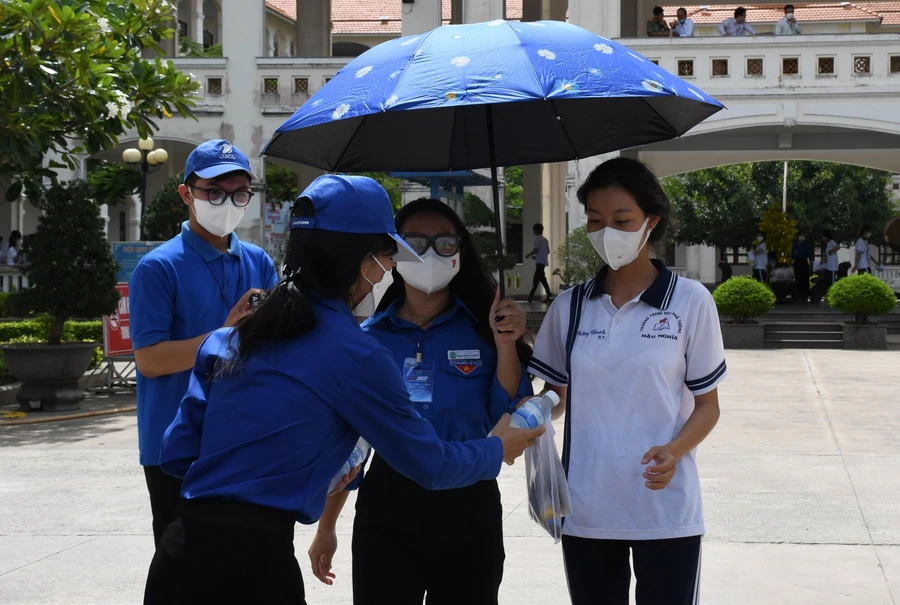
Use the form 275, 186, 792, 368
712, 276, 776, 348
827, 274, 897, 350
0, 181, 120, 411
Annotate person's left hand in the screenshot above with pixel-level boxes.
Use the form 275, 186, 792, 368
326, 465, 360, 496
641, 445, 678, 490
490, 288, 527, 343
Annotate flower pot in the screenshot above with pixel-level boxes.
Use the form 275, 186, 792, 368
0, 343, 99, 412
721, 323, 764, 349
842, 323, 887, 350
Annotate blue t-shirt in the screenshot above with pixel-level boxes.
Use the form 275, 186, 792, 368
159, 297, 503, 523
130, 222, 278, 466
362, 296, 533, 442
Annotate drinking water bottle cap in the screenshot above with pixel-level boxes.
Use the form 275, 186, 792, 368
544, 390, 561, 407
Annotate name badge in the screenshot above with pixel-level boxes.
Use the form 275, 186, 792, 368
447, 349, 481, 361
403, 358, 434, 403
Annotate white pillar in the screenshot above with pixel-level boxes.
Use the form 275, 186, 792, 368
545, 163, 567, 292
462, 0, 504, 23
402, 0, 442, 36
129, 195, 142, 241
99, 204, 111, 240
698, 245, 718, 284
296, 0, 331, 57
570, 0, 620, 38
191, 0, 204, 44
686, 245, 702, 280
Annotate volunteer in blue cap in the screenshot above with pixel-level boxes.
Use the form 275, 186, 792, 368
308, 198, 533, 604
130, 139, 278, 547
142, 175, 543, 605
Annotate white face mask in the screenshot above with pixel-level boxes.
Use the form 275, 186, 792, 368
396, 249, 460, 295
354, 255, 392, 317
786, 12, 794, 19
798, 235, 806, 242
191, 193, 246, 237
757, 235, 764, 242
588, 218, 652, 271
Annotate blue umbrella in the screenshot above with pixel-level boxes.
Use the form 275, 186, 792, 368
263, 19, 724, 295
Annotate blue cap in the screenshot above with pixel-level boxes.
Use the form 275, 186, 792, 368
290, 175, 422, 263
184, 139, 257, 183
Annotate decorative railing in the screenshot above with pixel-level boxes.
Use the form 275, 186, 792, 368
0, 266, 29, 293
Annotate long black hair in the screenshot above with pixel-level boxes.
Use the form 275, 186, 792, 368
376, 198, 532, 364
225, 197, 396, 370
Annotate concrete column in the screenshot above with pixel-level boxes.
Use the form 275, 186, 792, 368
545, 163, 567, 291
128, 195, 142, 240
698, 245, 718, 284
569, 0, 620, 38
402, 0, 442, 36
99, 204, 111, 241
450, 0, 463, 23
522, 0, 542, 22
191, 0, 204, 44
686, 245, 701, 280
296, 0, 331, 57
463, 0, 504, 23
547, 0, 567, 22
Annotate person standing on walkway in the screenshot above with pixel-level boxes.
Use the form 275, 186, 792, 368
527, 223, 553, 303
130, 139, 278, 547
529, 158, 725, 605
143, 176, 542, 605
823, 229, 840, 288
752, 231, 768, 282
853, 226, 880, 274
791, 229, 814, 302
308, 198, 533, 605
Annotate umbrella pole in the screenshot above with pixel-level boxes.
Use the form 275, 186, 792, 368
486, 105, 506, 300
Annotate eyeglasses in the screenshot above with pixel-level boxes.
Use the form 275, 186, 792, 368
401, 233, 461, 257
191, 187, 254, 208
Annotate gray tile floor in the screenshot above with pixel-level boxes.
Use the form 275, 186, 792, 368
1, 349, 898, 604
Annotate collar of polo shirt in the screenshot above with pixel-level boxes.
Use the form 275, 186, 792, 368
584, 259, 677, 310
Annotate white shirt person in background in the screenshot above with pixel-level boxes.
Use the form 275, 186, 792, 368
775, 4, 802, 35
752, 231, 768, 282
853, 226, 880, 274
5, 231, 22, 266
671, 7, 695, 37
823, 229, 841, 288
718, 6, 756, 36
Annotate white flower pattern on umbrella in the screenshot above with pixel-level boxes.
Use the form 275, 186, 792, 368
389, 70, 401, 80
312, 99, 323, 106
641, 79, 665, 93
355, 65, 373, 78
450, 56, 471, 68
385, 95, 399, 108
332, 103, 351, 120
401, 36, 420, 47
494, 73, 503, 79
594, 43, 613, 54
537, 49, 556, 60
452, 35, 462, 39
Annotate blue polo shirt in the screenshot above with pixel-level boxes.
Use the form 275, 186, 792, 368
130, 222, 278, 466
158, 296, 504, 523
362, 296, 533, 441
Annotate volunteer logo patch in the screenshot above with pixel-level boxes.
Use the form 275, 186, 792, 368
450, 359, 482, 375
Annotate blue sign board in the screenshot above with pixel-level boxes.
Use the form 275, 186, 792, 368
112, 242, 163, 283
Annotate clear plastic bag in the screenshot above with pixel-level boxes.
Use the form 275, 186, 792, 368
524, 419, 572, 543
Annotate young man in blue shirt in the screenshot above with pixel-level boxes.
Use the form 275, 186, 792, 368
130, 139, 279, 546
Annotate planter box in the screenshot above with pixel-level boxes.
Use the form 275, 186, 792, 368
721, 323, 765, 349
0, 343, 99, 412
842, 323, 887, 350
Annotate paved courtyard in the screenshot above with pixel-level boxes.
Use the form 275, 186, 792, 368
1, 349, 899, 604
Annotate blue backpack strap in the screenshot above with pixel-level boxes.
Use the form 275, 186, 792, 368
560, 281, 588, 477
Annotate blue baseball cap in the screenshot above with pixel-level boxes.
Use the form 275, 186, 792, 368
290, 175, 422, 263
183, 139, 257, 183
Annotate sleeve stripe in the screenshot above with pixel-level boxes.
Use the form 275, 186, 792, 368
528, 357, 567, 384
686, 360, 727, 391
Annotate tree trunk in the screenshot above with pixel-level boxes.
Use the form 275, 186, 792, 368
49, 315, 66, 345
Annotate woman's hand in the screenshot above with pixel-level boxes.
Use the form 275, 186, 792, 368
641, 444, 678, 490
308, 529, 339, 585
490, 287, 527, 343
326, 465, 360, 496
491, 414, 545, 465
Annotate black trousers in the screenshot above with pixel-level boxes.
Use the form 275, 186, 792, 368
858, 267, 871, 274
143, 466, 183, 547
352, 456, 504, 605
752, 268, 767, 283
794, 259, 811, 300
562, 535, 702, 605
529, 263, 552, 299
144, 498, 305, 605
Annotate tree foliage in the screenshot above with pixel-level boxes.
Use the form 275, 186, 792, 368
86, 160, 142, 206
504, 165, 523, 219
354, 173, 402, 210
20, 180, 120, 344
141, 171, 187, 241
463, 192, 517, 271
553, 226, 604, 288
663, 162, 896, 252
758, 205, 797, 265
712, 276, 776, 323
0, 0, 199, 200
265, 163, 299, 205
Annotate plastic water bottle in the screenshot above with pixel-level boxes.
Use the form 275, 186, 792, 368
510, 391, 561, 429
327, 438, 370, 493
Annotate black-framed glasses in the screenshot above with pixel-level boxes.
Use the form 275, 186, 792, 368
401, 233, 461, 257
191, 187, 254, 208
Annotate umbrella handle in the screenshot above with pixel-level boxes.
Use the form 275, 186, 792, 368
486, 105, 506, 302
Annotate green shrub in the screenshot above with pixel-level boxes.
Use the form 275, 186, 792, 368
713, 276, 776, 323
827, 274, 897, 324
69, 321, 103, 343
